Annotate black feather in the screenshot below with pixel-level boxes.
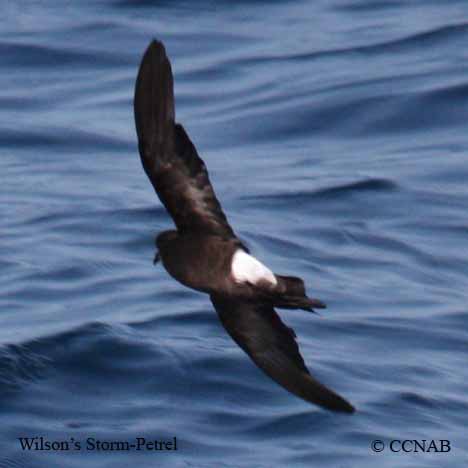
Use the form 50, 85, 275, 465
134, 40, 236, 239
211, 295, 355, 413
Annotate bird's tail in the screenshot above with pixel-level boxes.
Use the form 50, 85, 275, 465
272, 275, 326, 312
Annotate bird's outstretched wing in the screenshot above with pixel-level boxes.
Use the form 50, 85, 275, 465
134, 40, 236, 239
211, 294, 355, 413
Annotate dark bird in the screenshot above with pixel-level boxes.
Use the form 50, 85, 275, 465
134, 39, 355, 413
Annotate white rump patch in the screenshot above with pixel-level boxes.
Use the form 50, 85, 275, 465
231, 249, 277, 286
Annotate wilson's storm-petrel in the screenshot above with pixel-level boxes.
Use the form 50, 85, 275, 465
134, 40, 354, 413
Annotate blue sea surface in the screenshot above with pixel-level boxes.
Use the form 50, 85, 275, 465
1, 1, 468, 467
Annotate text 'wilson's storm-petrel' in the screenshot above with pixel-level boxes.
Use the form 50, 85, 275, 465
134, 40, 354, 413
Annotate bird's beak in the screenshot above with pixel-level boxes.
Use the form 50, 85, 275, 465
153, 251, 160, 265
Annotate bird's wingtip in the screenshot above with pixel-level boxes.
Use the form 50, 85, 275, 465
142, 38, 168, 64
134, 37, 175, 161
308, 380, 355, 414
337, 399, 356, 414
314, 388, 355, 414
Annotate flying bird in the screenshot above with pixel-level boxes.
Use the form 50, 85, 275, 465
134, 39, 355, 413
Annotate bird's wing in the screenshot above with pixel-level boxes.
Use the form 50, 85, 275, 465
134, 40, 236, 239
211, 294, 355, 413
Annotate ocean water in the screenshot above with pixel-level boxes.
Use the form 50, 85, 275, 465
1, 1, 468, 467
